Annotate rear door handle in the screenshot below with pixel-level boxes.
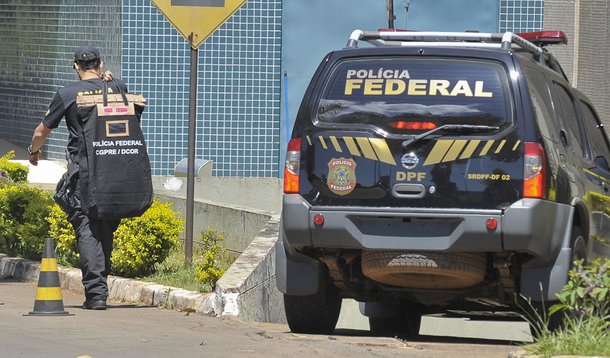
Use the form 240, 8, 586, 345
392, 184, 426, 198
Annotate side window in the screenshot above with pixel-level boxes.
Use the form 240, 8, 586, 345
524, 67, 559, 142
553, 84, 585, 157
580, 101, 610, 171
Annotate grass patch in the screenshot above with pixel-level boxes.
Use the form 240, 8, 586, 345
525, 315, 610, 357
140, 248, 212, 292
139, 232, 235, 293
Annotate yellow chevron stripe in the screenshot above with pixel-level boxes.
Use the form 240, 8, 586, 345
495, 140, 507, 154
442, 140, 468, 162
424, 140, 453, 165
583, 168, 610, 184
356, 137, 378, 161
40, 258, 58, 272
512, 140, 521, 151
459, 140, 481, 159
329, 136, 342, 152
318, 136, 328, 149
369, 138, 396, 165
479, 140, 494, 156
306, 135, 312, 146
343, 137, 361, 156
35, 287, 63, 301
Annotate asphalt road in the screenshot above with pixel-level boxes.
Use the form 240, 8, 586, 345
0, 280, 521, 357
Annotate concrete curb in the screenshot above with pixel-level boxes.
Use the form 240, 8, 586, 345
212, 214, 285, 323
0, 254, 40, 281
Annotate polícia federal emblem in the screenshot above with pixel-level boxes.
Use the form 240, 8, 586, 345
327, 158, 357, 196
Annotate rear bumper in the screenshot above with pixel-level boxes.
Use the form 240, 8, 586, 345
282, 195, 572, 260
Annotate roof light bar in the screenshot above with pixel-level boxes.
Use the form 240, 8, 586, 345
346, 29, 547, 61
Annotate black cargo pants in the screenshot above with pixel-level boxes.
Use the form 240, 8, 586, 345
67, 178, 120, 302
69, 209, 119, 301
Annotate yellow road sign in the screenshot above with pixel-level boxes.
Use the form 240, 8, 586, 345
151, 0, 247, 49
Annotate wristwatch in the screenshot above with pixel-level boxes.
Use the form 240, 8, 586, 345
27, 145, 40, 155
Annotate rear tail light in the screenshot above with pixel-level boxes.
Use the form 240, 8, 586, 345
523, 142, 546, 198
388, 121, 437, 130
284, 138, 301, 193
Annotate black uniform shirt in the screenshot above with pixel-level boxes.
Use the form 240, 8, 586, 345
43, 77, 128, 156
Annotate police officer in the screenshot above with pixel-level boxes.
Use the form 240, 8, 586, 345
28, 46, 127, 310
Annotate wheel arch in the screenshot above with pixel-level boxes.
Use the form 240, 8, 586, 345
570, 197, 590, 245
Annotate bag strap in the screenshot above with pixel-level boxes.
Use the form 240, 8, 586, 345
102, 80, 108, 107
102, 78, 129, 106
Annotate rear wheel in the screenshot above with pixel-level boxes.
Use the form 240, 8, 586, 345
284, 284, 342, 334
570, 226, 586, 266
368, 301, 425, 337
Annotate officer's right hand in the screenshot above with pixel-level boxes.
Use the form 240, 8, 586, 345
102, 70, 113, 82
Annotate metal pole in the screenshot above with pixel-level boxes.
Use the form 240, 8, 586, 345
185, 39, 198, 264
283, 71, 290, 143
387, 0, 395, 29
404, 0, 410, 29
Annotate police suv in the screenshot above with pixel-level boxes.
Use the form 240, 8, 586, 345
276, 29, 610, 335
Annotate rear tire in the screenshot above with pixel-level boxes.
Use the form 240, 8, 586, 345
284, 284, 342, 334
369, 301, 425, 337
570, 226, 586, 266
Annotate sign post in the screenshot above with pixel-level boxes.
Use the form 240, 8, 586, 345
151, 0, 247, 263
185, 37, 198, 263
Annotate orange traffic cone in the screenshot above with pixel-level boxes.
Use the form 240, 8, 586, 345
25, 238, 73, 316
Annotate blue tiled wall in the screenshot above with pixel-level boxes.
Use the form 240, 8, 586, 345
499, 0, 544, 33
0, 0, 122, 158
122, 0, 282, 177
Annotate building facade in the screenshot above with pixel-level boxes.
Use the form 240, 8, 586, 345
0, 0, 606, 178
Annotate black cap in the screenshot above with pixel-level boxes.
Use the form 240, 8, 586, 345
74, 46, 100, 62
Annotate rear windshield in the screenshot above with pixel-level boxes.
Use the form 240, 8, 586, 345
317, 58, 512, 133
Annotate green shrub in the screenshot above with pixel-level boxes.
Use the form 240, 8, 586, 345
44, 198, 184, 278
0, 184, 53, 259
550, 258, 610, 320
194, 228, 229, 290
46, 204, 79, 267
111, 199, 184, 277
0, 169, 12, 185
0, 151, 28, 184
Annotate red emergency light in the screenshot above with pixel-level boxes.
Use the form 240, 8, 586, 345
516, 30, 568, 46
